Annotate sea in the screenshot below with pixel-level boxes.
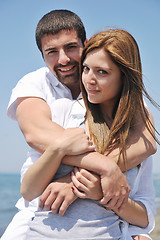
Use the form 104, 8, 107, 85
0, 173, 160, 237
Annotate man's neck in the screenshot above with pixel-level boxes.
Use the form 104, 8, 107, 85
72, 88, 81, 99
69, 82, 81, 100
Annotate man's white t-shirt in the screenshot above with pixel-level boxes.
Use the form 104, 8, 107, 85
7, 67, 74, 120
7, 67, 80, 211
2, 67, 79, 239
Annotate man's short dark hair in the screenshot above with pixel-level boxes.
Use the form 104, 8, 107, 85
36, 9, 86, 52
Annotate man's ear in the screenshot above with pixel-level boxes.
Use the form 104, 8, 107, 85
41, 52, 44, 59
84, 38, 88, 46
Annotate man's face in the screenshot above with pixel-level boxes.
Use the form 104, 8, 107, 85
41, 29, 84, 89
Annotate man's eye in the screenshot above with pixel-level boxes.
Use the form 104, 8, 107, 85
69, 45, 76, 48
66, 45, 77, 51
48, 50, 57, 55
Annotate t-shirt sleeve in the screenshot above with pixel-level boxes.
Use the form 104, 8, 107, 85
7, 71, 46, 120
128, 157, 156, 236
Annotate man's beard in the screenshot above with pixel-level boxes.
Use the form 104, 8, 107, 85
54, 61, 80, 87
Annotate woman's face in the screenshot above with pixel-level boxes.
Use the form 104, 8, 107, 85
82, 48, 122, 116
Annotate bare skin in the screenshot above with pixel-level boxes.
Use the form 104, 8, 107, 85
18, 30, 156, 214
71, 167, 148, 228
132, 236, 151, 240
21, 128, 95, 201
70, 168, 151, 240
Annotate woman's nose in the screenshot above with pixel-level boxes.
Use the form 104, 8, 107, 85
86, 70, 97, 85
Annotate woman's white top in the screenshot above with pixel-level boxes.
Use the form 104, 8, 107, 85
26, 98, 155, 240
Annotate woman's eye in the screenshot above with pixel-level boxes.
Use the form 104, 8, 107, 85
83, 66, 89, 72
98, 69, 108, 75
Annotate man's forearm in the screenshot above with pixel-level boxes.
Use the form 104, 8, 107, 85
17, 98, 156, 170
63, 151, 117, 176
62, 139, 154, 173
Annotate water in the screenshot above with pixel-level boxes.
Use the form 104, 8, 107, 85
0, 173, 21, 237
0, 173, 160, 237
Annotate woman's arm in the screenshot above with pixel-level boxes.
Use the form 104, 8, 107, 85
39, 173, 77, 216
21, 128, 95, 201
114, 199, 148, 228
71, 168, 148, 228
21, 144, 64, 202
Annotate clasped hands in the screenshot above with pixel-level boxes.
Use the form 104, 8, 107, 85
39, 165, 130, 216
39, 128, 130, 216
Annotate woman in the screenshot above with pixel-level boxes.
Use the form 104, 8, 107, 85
22, 29, 159, 239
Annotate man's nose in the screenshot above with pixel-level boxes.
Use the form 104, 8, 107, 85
58, 49, 70, 65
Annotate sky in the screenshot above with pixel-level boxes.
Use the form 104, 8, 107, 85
0, 0, 160, 174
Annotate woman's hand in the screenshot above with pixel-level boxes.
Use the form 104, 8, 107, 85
71, 167, 103, 200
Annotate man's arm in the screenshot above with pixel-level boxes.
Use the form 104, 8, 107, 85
17, 97, 156, 170
117, 108, 157, 171
17, 97, 156, 209
21, 128, 95, 201
16, 97, 64, 153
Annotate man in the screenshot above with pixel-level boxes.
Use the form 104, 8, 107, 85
2, 10, 156, 240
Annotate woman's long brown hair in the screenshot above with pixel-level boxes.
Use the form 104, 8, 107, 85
80, 29, 160, 170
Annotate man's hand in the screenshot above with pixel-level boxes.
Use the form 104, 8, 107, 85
70, 165, 130, 212
63, 152, 130, 211
99, 159, 130, 211
39, 174, 77, 216
58, 128, 95, 156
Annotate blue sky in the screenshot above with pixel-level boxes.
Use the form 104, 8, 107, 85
0, 0, 160, 174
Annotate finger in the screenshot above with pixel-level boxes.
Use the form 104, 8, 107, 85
39, 189, 51, 210
116, 185, 130, 211
118, 193, 129, 212
58, 201, 69, 216
71, 171, 89, 192
51, 195, 64, 214
88, 144, 96, 151
115, 189, 129, 211
112, 197, 124, 210
79, 168, 99, 182
71, 186, 87, 199
99, 194, 112, 205
74, 167, 94, 186
58, 195, 77, 216
103, 196, 119, 209
88, 140, 95, 146
44, 192, 57, 211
